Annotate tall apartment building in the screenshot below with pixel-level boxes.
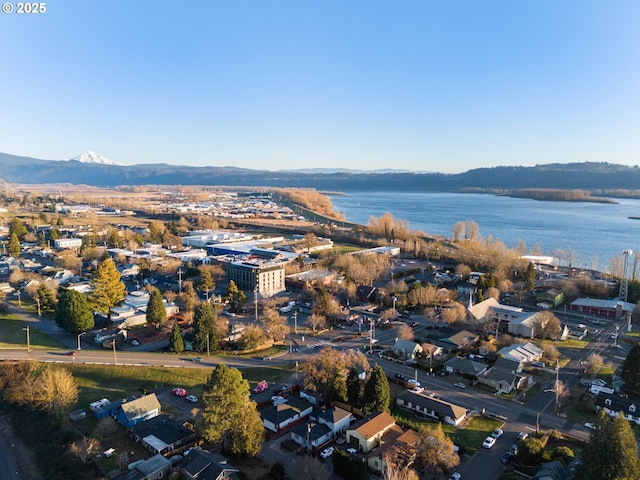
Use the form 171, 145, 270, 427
226, 259, 286, 298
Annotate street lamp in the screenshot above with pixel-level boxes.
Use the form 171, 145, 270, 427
77, 332, 86, 350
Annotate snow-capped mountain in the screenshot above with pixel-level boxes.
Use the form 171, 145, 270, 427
69, 151, 126, 166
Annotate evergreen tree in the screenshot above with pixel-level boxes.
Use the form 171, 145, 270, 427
8, 233, 21, 257
197, 365, 264, 456
577, 410, 640, 479
224, 280, 247, 313
145, 288, 167, 326
346, 366, 361, 407
9, 218, 27, 240
168, 321, 185, 353
36, 283, 57, 313
55, 288, 94, 333
524, 262, 536, 291
89, 258, 127, 319
621, 344, 640, 397
198, 269, 215, 301
362, 364, 390, 414
192, 302, 218, 354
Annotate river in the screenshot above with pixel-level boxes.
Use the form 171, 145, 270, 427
328, 191, 640, 271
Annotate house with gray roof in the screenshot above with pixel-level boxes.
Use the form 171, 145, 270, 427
393, 339, 423, 360
115, 393, 161, 428
129, 414, 196, 455
117, 453, 172, 480
497, 342, 543, 363
177, 448, 239, 480
443, 356, 487, 378
261, 397, 313, 433
290, 421, 333, 449
396, 390, 467, 425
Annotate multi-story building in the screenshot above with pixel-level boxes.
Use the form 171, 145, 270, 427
227, 257, 286, 298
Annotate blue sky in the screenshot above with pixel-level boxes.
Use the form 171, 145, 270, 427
1, 1, 638, 172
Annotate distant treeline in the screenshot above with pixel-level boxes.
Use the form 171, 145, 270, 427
500, 189, 618, 203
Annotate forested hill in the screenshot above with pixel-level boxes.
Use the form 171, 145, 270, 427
0, 152, 639, 192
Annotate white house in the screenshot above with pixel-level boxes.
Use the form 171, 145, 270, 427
261, 397, 313, 433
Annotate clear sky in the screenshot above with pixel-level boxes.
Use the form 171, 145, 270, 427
1, 1, 639, 172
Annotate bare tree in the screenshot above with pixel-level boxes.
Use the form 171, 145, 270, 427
396, 323, 414, 340
308, 314, 327, 331
69, 437, 100, 463
585, 353, 604, 373
287, 455, 331, 480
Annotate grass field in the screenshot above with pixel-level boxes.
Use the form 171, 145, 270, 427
67, 363, 295, 411
0, 316, 65, 349
444, 415, 503, 456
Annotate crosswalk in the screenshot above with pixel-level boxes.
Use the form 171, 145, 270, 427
306, 340, 336, 349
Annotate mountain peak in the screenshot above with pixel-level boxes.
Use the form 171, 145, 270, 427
69, 151, 126, 166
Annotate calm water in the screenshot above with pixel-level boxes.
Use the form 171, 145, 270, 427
328, 191, 640, 271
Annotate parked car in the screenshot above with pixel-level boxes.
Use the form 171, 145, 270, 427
172, 388, 187, 397
320, 446, 334, 458
482, 436, 496, 449
185, 395, 198, 403
500, 451, 514, 464
346, 447, 357, 454
509, 444, 518, 455
492, 428, 504, 438
531, 361, 545, 368
448, 473, 461, 480
453, 382, 466, 389
271, 395, 287, 405
517, 432, 529, 440
130, 339, 140, 346
192, 357, 203, 363
584, 422, 596, 429
64, 351, 76, 356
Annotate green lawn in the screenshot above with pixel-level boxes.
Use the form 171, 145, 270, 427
391, 408, 501, 456
444, 416, 503, 456
0, 316, 66, 349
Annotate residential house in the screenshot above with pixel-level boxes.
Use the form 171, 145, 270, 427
423, 328, 477, 352
314, 406, 354, 435
497, 342, 543, 363
345, 411, 397, 454
261, 397, 313, 433
468, 297, 500, 323
533, 460, 571, 480
393, 339, 423, 361
115, 394, 162, 428
395, 390, 467, 426
93, 396, 136, 420
596, 394, 640, 425
177, 449, 239, 480
290, 406, 355, 449
367, 428, 419, 474
118, 454, 172, 480
478, 358, 528, 395
290, 422, 333, 450
536, 289, 565, 308
506, 311, 565, 339
443, 356, 488, 378
129, 414, 196, 455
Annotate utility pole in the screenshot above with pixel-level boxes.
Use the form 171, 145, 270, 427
22, 326, 30, 352
293, 311, 298, 334
369, 317, 375, 355
177, 268, 183, 294
555, 360, 560, 415
112, 340, 118, 366
254, 285, 259, 322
